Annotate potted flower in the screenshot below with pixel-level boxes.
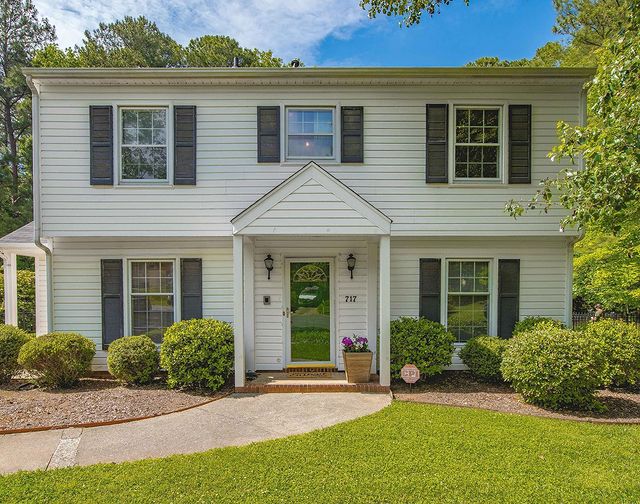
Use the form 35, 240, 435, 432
341, 335, 372, 383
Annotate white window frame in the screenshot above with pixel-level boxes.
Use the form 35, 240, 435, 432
285, 106, 336, 161
127, 259, 177, 341
118, 106, 172, 185
444, 258, 492, 343
449, 104, 506, 184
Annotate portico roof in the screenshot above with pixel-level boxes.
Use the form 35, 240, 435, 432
231, 162, 391, 236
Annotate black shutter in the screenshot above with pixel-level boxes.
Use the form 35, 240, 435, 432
257, 106, 280, 163
90, 106, 113, 185
341, 106, 364, 163
174, 106, 197, 185
425, 104, 448, 183
498, 259, 520, 338
419, 258, 441, 322
508, 105, 532, 184
101, 259, 123, 349
181, 258, 202, 320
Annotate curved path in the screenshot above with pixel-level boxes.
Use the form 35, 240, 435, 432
0, 392, 390, 474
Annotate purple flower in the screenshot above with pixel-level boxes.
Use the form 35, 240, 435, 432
355, 336, 368, 344
341, 337, 354, 347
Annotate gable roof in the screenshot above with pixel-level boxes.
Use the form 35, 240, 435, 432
232, 162, 391, 236
0, 222, 34, 244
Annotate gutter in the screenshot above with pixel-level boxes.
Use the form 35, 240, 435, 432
26, 76, 54, 332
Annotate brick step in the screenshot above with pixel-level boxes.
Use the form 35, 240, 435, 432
236, 382, 390, 394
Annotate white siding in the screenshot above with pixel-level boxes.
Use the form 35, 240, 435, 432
242, 180, 383, 235
34, 255, 48, 335
38, 83, 581, 237
51, 237, 233, 369
252, 237, 371, 371
391, 236, 571, 368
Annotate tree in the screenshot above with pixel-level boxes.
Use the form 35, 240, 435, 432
573, 221, 640, 313
0, 0, 55, 236
360, 0, 468, 26
506, 6, 639, 233
184, 35, 283, 68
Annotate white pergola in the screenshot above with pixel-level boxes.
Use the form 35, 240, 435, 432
0, 222, 49, 334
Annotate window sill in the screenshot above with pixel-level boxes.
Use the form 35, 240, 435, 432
114, 183, 175, 190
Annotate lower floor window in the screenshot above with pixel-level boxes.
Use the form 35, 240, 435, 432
446, 260, 489, 342
130, 260, 175, 343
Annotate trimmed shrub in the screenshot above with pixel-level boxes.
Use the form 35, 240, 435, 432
459, 336, 508, 382
160, 319, 233, 390
0, 325, 34, 383
390, 317, 455, 379
18, 332, 95, 388
583, 319, 640, 388
0, 270, 36, 333
501, 326, 606, 410
513, 317, 565, 336
107, 335, 159, 385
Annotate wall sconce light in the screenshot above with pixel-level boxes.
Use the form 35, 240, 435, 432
346, 253, 356, 279
264, 254, 274, 280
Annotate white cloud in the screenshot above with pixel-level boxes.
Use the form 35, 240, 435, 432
33, 0, 369, 63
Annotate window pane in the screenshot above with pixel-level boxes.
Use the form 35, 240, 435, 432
288, 135, 333, 157
137, 128, 152, 145
122, 110, 137, 128
470, 109, 484, 126
454, 108, 500, 179
455, 109, 469, 127
485, 109, 499, 126
455, 164, 467, 178
121, 146, 167, 180
288, 110, 333, 135
483, 146, 497, 163
484, 127, 498, 143
483, 164, 498, 178
138, 111, 153, 128
152, 110, 166, 128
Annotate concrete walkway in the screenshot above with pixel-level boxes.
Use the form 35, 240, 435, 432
0, 392, 390, 474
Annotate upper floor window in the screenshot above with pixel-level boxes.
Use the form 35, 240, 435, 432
121, 108, 168, 182
454, 107, 500, 180
286, 108, 335, 160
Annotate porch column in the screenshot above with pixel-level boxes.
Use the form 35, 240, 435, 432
243, 236, 255, 372
2, 253, 18, 326
233, 235, 245, 388
378, 235, 391, 387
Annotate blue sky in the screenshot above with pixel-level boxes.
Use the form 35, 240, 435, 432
34, 0, 560, 67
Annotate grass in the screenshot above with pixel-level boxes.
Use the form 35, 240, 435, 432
2, 401, 640, 503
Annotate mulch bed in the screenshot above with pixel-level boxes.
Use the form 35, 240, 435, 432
393, 371, 640, 424
0, 378, 231, 432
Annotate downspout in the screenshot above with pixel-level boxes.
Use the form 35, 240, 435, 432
26, 75, 54, 333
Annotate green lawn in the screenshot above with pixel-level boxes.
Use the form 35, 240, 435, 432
2, 401, 640, 503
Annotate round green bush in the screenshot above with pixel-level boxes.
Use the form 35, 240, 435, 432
459, 336, 508, 382
501, 326, 607, 410
513, 317, 565, 336
390, 317, 455, 380
18, 332, 95, 388
583, 319, 640, 388
107, 335, 159, 385
160, 319, 234, 390
0, 325, 34, 383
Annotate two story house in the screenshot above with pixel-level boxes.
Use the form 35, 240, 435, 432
1, 66, 591, 389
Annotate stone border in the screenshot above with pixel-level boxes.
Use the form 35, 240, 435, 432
0, 389, 233, 436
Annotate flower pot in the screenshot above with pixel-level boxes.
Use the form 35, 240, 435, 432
342, 351, 373, 383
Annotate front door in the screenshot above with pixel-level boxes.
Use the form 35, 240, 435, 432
285, 260, 334, 364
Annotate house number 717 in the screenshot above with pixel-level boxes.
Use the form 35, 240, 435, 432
345, 295, 357, 303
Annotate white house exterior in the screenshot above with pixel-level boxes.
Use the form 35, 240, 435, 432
1, 66, 591, 389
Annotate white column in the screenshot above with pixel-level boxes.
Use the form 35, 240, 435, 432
233, 235, 245, 388
367, 241, 378, 374
34, 255, 48, 335
378, 236, 391, 387
243, 236, 255, 372
3, 253, 18, 326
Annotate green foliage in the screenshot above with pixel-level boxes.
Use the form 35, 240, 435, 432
360, 0, 468, 27
507, 3, 640, 232
513, 316, 565, 336
291, 328, 330, 362
459, 336, 507, 382
160, 319, 233, 390
390, 317, 454, 379
583, 319, 640, 388
107, 335, 159, 385
0, 0, 54, 237
501, 326, 607, 410
0, 269, 36, 332
18, 332, 95, 388
3, 402, 640, 502
18, 332, 96, 388
184, 35, 283, 68
573, 223, 640, 312
0, 324, 32, 383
